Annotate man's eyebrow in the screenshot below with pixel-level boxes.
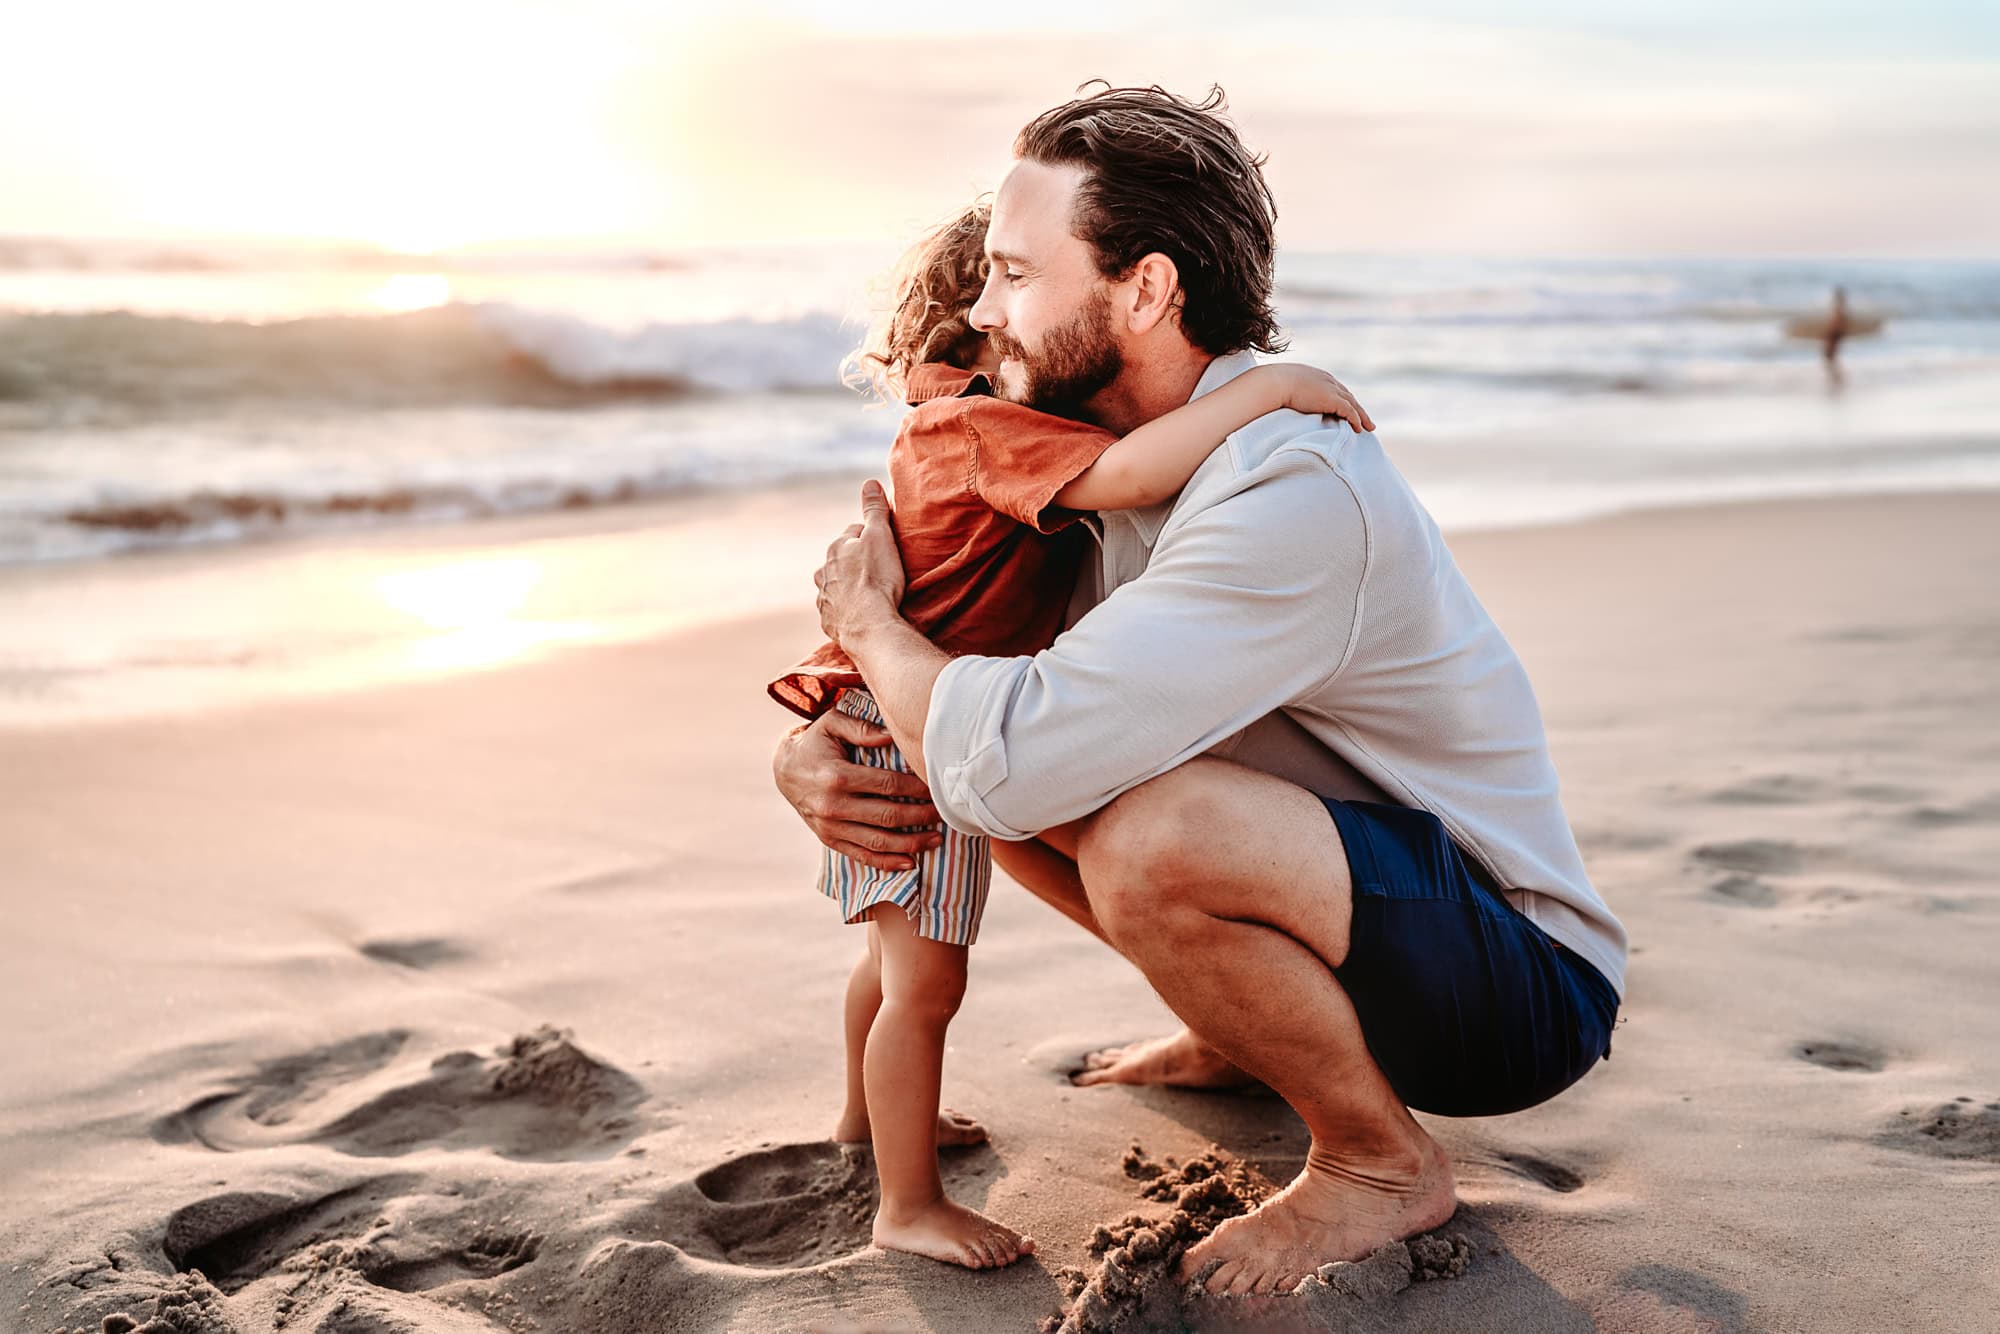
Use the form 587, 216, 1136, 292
986, 248, 1031, 268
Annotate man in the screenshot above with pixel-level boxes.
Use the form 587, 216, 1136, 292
776, 84, 1627, 1296
1822, 285, 1851, 387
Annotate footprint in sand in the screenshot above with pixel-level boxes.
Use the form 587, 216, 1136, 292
153, 1024, 648, 1162
1691, 839, 1807, 876
636, 1139, 999, 1269
1572, 825, 1675, 855
1487, 1151, 1585, 1194
644, 1141, 878, 1269
356, 935, 468, 969
1705, 874, 1781, 909
1812, 624, 1923, 645
1877, 1100, 2000, 1162
1897, 796, 2000, 829
1705, 774, 1827, 806
142, 1177, 542, 1334
163, 1179, 399, 1289
1792, 1040, 1886, 1074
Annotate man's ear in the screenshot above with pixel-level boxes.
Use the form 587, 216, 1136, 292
1122, 252, 1183, 337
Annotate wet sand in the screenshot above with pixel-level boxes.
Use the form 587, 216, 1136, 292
2, 489, 1997, 1332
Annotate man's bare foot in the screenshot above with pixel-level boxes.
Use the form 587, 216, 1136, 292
1179, 1138, 1458, 1296
1072, 1029, 1260, 1089
873, 1196, 1036, 1269
833, 1107, 988, 1148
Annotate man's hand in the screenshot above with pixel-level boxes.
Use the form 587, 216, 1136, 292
773, 709, 945, 870
815, 480, 906, 648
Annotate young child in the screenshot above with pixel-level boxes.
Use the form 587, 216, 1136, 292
768, 203, 1373, 1271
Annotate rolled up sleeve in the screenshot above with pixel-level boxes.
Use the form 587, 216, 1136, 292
922, 455, 1369, 840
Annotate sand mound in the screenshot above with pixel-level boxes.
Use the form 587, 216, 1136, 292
75, 1270, 238, 1334
1878, 1099, 2000, 1161
1041, 1143, 1470, 1333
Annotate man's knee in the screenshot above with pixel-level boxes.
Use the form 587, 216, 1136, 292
1077, 760, 1229, 938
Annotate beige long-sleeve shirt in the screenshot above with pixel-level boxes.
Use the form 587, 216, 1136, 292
920, 349, 1628, 998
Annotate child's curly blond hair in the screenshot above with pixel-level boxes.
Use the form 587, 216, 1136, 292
846, 202, 991, 400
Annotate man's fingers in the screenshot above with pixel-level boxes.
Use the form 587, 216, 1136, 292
845, 761, 935, 802
820, 818, 939, 862
820, 709, 895, 748
824, 836, 919, 872
837, 794, 943, 829
861, 478, 892, 521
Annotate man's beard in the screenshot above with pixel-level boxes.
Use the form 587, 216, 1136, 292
990, 289, 1124, 418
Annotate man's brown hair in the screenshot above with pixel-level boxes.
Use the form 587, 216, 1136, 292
1014, 82, 1286, 357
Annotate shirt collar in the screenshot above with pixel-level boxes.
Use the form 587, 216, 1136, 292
1124, 349, 1261, 547
903, 362, 988, 405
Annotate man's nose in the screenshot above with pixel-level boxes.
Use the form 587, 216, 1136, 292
968, 273, 1002, 332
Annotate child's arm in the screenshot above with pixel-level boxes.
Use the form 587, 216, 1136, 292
1053, 364, 1374, 512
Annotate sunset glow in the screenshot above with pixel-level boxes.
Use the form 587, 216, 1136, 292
1, 2, 1996, 255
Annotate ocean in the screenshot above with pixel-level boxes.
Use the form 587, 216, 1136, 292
3, 239, 1998, 567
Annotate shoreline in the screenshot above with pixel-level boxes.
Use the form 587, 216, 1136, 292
4, 477, 1998, 732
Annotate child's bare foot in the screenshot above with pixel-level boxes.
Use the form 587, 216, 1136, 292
833, 1107, 989, 1148
873, 1196, 1035, 1269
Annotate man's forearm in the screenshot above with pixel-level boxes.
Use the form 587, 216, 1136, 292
844, 609, 951, 785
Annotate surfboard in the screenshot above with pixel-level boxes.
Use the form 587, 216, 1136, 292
1784, 312, 1885, 340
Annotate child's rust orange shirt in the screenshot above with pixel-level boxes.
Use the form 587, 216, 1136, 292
769, 362, 1118, 719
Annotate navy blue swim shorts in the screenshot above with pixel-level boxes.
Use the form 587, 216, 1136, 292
1322, 797, 1620, 1118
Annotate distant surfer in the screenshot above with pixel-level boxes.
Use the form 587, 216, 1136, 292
1785, 285, 1884, 390
1821, 286, 1851, 385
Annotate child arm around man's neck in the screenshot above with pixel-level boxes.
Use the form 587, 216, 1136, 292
1049, 363, 1373, 513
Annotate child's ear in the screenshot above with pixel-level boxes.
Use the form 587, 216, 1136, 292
1123, 253, 1183, 337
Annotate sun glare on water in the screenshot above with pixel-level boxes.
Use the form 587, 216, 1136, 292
368, 273, 452, 312
373, 558, 597, 673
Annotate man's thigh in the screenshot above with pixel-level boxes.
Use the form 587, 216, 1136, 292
1067, 756, 1356, 970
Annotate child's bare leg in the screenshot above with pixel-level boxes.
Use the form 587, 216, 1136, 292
833, 926, 883, 1143
834, 920, 988, 1147
864, 905, 1033, 1269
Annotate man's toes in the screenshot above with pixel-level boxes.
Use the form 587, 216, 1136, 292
1202, 1258, 1240, 1294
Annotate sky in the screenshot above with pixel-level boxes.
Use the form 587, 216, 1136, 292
3, 0, 1996, 257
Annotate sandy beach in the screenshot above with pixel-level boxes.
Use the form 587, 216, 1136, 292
3, 486, 1997, 1333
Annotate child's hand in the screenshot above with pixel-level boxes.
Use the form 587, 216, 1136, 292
1265, 365, 1376, 433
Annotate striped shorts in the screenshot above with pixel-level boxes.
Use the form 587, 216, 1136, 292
818, 687, 992, 946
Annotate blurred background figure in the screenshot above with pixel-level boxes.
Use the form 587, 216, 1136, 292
1784, 284, 1887, 390
1825, 285, 1852, 383
1820, 285, 1852, 388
